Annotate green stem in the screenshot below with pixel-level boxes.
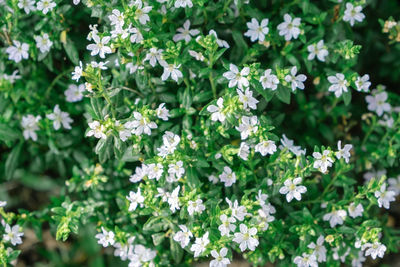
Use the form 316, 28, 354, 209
103, 91, 116, 118
361, 117, 377, 147
209, 71, 217, 99
44, 68, 73, 99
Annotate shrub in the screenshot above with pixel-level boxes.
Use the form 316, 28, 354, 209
1, 0, 400, 266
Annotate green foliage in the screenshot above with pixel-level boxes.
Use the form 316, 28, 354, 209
2, 0, 400, 266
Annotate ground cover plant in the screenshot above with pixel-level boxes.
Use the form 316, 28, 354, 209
2, 0, 400, 266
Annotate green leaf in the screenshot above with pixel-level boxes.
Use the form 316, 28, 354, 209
170, 236, 183, 263
152, 232, 165, 246
338, 226, 356, 234
276, 86, 291, 104
90, 97, 104, 120
63, 38, 79, 65
187, 166, 201, 189
343, 90, 352, 106
143, 216, 165, 232
0, 123, 20, 143
5, 141, 22, 180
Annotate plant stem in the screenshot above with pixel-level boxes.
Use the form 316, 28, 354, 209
209, 71, 217, 99
44, 68, 73, 99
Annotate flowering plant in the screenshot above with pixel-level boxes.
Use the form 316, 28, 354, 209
2, 0, 400, 266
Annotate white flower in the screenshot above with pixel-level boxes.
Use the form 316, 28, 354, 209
363, 242, 386, 259
355, 74, 371, 92
208, 30, 230, 48
168, 160, 185, 180
108, 9, 125, 27
277, 14, 301, 41
343, 3, 365, 26
257, 207, 275, 231
388, 175, 400, 195
280, 134, 306, 156
95, 227, 115, 247
87, 24, 99, 41
285, 66, 307, 91
155, 103, 170, 121
3, 224, 24, 246
260, 69, 279, 90
308, 236, 327, 263
378, 114, 395, 128
187, 199, 205, 215
255, 140, 277, 156
233, 224, 259, 252
244, 18, 269, 42
328, 73, 348, 97
279, 177, 307, 202
210, 247, 230, 267
188, 50, 205, 61
223, 64, 250, 90
34, 33, 53, 54
226, 198, 248, 221
323, 209, 347, 227
0, 201, 6, 207
238, 142, 250, 160
207, 98, 226, 122
46, 105, 73, 130
134, 1, 152, 25
36, 0, 56, 14
129, 165, 148, 183
126, 62, 144, 74
18, 0, 35, 14
293, 253, 318, 267
348, 202, 364, 218
157, 131, 180, 157
126, 112, 157, 136
190, 232, 209, 257
236, 116, 258, 140
366, 91, 391, 116
352, 251, 366, 267
313, 150, 334, 173
91, 61, 108, 70
332, 245, 350, 263
21, 115, 41, 141
174, 0, 193, 8
86, 121, 107, 139
168, 186, 181, 212
129, 245, 156, 265
6, 41, 29, 63
127, 188, 145, 211
71, 61, 83, 81
363, 169, 386, 183
2, 70, 21, 84
307, 40, 329, 62
219, 166, 237, 187
218, 214, 236, 237
173, 225, 193, 248
336, 140, 352, 163
113, 237, 135, 261
160, 61, 183, 82
143, 163, 162, 181
65, 84, 85, 102
374, 184, 396, 209
129, 26, 143, 44
208, 174, 218, 184
256, 190, 269, 207
87, 35, 112, 58
237, 88, 258, 110
173, 20, 200, 43
143, 47, 163, 67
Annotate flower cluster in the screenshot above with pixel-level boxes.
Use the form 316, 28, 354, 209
2, 0, 400, 266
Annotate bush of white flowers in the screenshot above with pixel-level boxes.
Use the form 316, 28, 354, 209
2, 0, 400, 266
